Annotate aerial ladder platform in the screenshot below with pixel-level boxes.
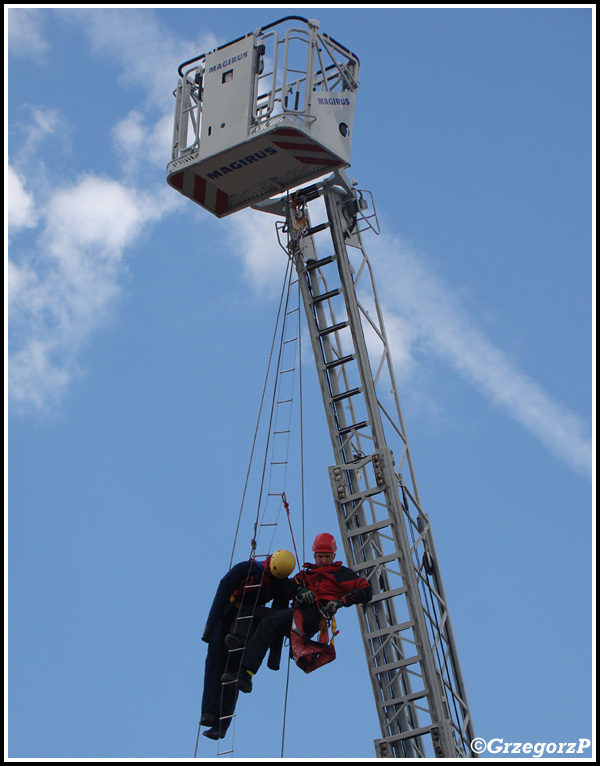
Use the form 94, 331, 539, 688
167, 16, 476, 758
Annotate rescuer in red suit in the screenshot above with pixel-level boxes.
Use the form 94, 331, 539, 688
222, 533, 372, 693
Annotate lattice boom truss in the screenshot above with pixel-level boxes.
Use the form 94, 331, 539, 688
267, 171, 476, 758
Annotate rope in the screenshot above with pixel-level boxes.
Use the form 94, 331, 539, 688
281, 492, 301, 569
194, 721, 201, 757
280, 649, 292, 757
297, 278, 306, 563
207, 262, 299, 757
229, 259, 293, 568
280, 291, 306, 757
250, 259, 295, 558
204, 255, 307, 758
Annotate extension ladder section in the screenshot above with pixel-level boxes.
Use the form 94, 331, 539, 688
167, 16, 476, 758
277, 172, 476, 758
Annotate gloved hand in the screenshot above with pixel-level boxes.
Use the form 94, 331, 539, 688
323, 600, 343, 618
296, 586, 317, 604
202, 625, 214, 643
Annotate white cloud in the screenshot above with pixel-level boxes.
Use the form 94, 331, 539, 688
8, 340, 72, 414
227, 201, 592, 480
113, 110, 174, 173
69, 8, 219, 110
7, 165, 38, 234
19, 107, 70, 157
371, 232, 593, 480
7, 8, 49, 58
14, 8, 588, 480
44, 175, 151, 260
8, 175, 177, 413
8, 10, 209, 415
69, 9, 218, 176
366, 308, 420, 387
226, 208, 288, 295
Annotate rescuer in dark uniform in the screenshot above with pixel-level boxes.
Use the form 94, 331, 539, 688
221, 533, 372, 694
200, 549, 296, 740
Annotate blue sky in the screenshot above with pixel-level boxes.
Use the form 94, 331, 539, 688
6, 6, 594, 761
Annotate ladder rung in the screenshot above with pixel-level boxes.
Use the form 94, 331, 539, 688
379, 688, 428, 708
371, 655, 421, 676
367, 586, 409, 604
305, 222, 331, 237
364, 619, 415, 642
311, 288, 341, 304
331, 387, 361, 403
338, 420, 368, 435
345, 518, 393, 538
334, 484, 384, 506
305, 255, 335, 272
324, 354, 354, 369
318, 321, 349, 337
377, 724, 436, 745
354, 552, 403, 571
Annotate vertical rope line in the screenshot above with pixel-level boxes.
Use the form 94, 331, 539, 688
229, 260, 292, 568
280, 650, 292, 757
298, 276, 306, 562
194, 721, 201, 757
252, 260, 294, 554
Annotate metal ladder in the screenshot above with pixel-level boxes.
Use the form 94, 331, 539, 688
258, 170, 476, 758
215, 268, 304, 757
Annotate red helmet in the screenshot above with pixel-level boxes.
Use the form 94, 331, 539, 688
312, 533, 337, 554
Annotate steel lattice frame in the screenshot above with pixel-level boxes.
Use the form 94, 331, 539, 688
263, 170, 476, 758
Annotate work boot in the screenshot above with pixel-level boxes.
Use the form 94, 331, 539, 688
224, 633, 245, 651
221, 668, 253, 693
237, 668, 253, 693
200, 713, 217, 727
202, 726, 226, 740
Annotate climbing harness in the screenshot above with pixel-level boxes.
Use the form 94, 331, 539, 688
289, 607, 339, 673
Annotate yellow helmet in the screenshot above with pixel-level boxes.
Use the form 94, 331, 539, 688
269, 549, 296, 579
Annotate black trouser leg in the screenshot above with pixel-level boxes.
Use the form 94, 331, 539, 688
201, 626, 238, 733
228, 604, 272, 643
242, 608, 294, 675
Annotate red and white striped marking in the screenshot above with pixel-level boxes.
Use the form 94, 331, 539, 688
270, 128, 343, 167
169, 169, 229, 216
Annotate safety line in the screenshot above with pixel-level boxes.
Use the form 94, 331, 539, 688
251, 261, 295, 558
282, 492, 301, 570
229, 260, 293, 568
297, 278, 306, 563
280, 649, 292, 757
199, 259, 306, 759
